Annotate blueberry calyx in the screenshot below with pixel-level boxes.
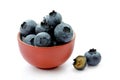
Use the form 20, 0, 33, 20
41, 21, 47, 26
21, 22, 27, 29
41, 22, 45, 25
41, 21, 51, 30
63, 27, 70, 33
42, 18, 51, 28
88, 48, 96, 54
43, 18, 47, 25
49, 10, 56, 16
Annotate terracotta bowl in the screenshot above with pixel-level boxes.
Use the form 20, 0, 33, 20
17, 33, 75, 69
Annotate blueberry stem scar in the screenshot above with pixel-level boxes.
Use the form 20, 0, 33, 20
63, 27, 70, 33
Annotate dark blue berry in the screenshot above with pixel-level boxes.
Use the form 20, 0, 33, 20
54, 22, 73, 43
84, 48, 101, 66
43, 10, 62, 28
23, 34, 36, 46
34, 32, 51, 47
20, 20, 37, 36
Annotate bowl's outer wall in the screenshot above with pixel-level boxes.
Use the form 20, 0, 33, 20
18, 33, 75, 68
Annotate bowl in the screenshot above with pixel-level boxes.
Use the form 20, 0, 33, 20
17, 33, 75, 69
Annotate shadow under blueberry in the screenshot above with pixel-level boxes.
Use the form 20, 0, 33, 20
87, 64, 101, 69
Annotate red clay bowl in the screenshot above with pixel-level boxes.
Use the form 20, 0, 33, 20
17, 33, 75, 69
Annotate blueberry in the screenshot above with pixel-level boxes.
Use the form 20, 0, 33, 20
43, 10, 62, 28
34, 32, 51, 47
23, 34, 36, 46
84, 48, 101, 66
54, 22, 73, 43
20, 20, 37, 36
35, 22, 54, 34
73, 55, 87, 70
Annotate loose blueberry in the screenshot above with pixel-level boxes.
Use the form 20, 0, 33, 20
34, 32, 51, 47
43, 10, 62, 28
54, 22, 73, 43
23, 34, 36, 46
73, 55, 87, 70
84, 48, 101, 66
20, 20, 37, 36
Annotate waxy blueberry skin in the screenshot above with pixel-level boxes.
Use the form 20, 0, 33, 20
85, 49, 101, 66
23, 34, 36, 45
20, 20, 37, 36
34, 32, 51, 47
54, 22, 73, 43
43, 10, 62, 28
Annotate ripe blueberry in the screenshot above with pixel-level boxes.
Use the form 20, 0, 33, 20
20, 20, 37, 36
54, 22, 73, 43
23, 34, 36, 46
34, 32, 51, 47
43, 10, 62, 28
84, 48, 101, 66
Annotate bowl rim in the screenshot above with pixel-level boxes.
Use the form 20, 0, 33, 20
17, 32, 75, 48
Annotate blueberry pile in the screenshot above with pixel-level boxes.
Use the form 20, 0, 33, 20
20, 10, 73, 47
73, 48, 101, 70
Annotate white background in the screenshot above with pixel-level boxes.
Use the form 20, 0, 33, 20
0, 0, 120, 80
